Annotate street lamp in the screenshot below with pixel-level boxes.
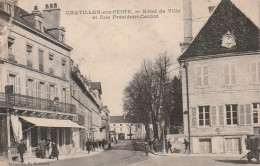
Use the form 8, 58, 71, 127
158, 108, 166, 154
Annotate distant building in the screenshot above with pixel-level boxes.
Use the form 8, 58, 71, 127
179, 0, 260, 154
110, 115, 146, 140
101, 106, 110, 141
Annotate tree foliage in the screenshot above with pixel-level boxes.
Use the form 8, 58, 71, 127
123, 52, 183, 139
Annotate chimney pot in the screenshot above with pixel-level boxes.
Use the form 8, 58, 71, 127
50, 4, 53, 8
45, 4, 49, 9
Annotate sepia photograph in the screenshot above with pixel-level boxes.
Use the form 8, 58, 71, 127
0, 0, 259, 165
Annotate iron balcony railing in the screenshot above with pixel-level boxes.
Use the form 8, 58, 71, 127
0, 92, 76, 114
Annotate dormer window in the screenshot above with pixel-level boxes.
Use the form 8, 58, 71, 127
37, 20, 42, 32
6, 3, 12, 15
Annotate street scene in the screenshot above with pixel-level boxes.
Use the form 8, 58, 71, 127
0, 0, 260, 165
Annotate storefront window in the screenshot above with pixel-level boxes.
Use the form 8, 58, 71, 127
31, 126, 38, 147
65, 128, 70, 145
59, 128, 63, 146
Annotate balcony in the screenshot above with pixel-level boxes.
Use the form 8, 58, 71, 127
0, 92, 76, 114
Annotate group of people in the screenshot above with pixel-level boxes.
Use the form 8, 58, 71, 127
85, 139, 107, 153
36, 139, 59, 160
144, 138, 190, 155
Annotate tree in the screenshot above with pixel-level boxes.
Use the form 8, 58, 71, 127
123, 52, 182, 140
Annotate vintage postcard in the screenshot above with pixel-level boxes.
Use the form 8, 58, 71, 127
0, 0, 259, 165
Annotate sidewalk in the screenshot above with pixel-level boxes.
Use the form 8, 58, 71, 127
134, 142, 245, 158
1, 148, 105, 166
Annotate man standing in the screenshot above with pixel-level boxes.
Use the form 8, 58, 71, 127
86, 139, 91, 154
184, 139, 189, 154
39, 139, 47, 158
167, 140, 173, 153
17, 139, 27, 163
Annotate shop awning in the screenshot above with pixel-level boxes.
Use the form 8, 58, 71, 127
19, 116, 85, 129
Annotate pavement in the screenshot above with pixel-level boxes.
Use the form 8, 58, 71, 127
1, 148, 105, 166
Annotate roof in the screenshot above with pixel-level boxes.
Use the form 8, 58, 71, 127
0, 3, 72, 51
178, 0, 260, 61
110, 116, 142, 123
90, 82, 102, 95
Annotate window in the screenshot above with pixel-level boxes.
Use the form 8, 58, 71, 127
120, 124, 122, 126
65, 128, 71, 145
224, 64, 236, 85
37, 21, 42, 31
61, 34, 64, 43
26, 79, 34, 97
26, 45, 32, 67
7, 74, 20, 94
251, 62, 260, 83
196, 66, 208, 86
226, 105, 238, 125
8, 38, 14, 56
38, 50, 44, 72
38, 82, 46, 99
253, 103, 260, 123
198, 106, 210, 126
113, 124, 116, 126
48, 84, 57, 100
6, 3, 12, 14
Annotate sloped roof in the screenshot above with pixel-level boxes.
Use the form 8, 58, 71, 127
178, 0, 260, 61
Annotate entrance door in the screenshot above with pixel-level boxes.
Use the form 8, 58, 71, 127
51, 128, 57, 144
118, 133, 125, 140
225, 138, 240, 153
199, 139, 212, 153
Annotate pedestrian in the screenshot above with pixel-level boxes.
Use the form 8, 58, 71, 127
86, 139, 91, 154
17, 139, 27, 163
144, 140, 149, 156
153, 139, 158, 152
114, 137, 117, 144
167, 140, 173, 153
46, 139, 51, 157
49, 141, 59, 160
39, 139, 46, 158
184, 139, 189, 154
101, 139, 105, 149
98, 140, 102, 149
92, 140, 96, 151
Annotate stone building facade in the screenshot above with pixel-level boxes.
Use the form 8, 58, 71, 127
179, 0, 260, 154
0, 2, 84, 157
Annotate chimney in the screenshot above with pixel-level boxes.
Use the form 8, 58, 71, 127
42, 3, 65, 42
42, 3, 60, 29
180, 0, 193, 52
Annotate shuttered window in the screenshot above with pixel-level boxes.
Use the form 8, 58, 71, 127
224, 64, 236, 85
196, 66, 209, 86
219, 105, 224, 126
191, 107, 197, 127
251, 62, 260, 83
210, 106, 217, 127
239, 105, 245, 125
246, 104, 252, 125
199, 106, 210, 126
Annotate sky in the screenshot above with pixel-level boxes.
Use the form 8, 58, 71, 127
17, 0, 259, 115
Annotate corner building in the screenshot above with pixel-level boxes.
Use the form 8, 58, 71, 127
179, 0, 260, 154
0, 2, 84, 157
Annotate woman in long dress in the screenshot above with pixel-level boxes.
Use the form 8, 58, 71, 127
49, 142, 59, 160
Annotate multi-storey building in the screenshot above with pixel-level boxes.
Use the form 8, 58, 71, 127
101, 106, 110, 141
179, 0, 260, 154
110, 115, 146, 140
71, 64, 105, 150
0, 2, 84, 157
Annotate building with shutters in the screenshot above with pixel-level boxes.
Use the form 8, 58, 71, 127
110, 115, 146, 140
178, 0, 260, 154
71, 64, 107, 150
0, 2, 85, 157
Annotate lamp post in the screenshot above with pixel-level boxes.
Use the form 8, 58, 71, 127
158, 109, 166, 154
